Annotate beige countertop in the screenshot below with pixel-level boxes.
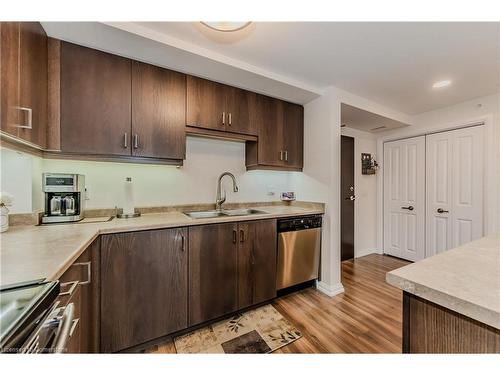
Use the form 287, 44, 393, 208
386, 233, 500, 329
0, 205, 324, 287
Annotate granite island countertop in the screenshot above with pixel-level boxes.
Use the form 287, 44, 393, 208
0, 204, 324, 287
386, 233, 500, 329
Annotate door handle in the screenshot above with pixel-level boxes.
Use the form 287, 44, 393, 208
232, 229, 237, 244
401, 206, 414, 211
123, 132, 128, 148
228, 112, 232, 126
133, 134, 138, 149
284, 150, 288, 161
279, 150, 283, 161
222, 112, 225, 125
180, 233, 186, 251
437, 208, 449, 214
239, 229, 245, 243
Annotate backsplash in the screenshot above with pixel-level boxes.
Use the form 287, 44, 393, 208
1, 137, 298, 214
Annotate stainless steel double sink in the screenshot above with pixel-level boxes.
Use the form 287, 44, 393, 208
184, 208, 267, 219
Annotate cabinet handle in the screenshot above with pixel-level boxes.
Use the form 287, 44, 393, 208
222, 112, 225, 125
123, 132, 128, 148
233, 229, 237, 244
279, 150, 283, 161
72, 261, 91, 285
69, 318, 80, 337
239, 229, 245, 243
13, 106, 32, 129
59, 280, 79, 297
284, 150, 288, 161
133, 134, 138, 149
401, 206, 414, 211
180, 233, 186, 251
437, 208, 449, 214
228, 113, 232, 126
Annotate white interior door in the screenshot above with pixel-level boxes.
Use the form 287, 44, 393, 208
426, 126, 484, 257
383, 136, 425, 261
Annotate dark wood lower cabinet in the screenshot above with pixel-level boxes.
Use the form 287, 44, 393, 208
403, 292, 500, 353
100, 228, 188, 353
237, 219, 277, 309
57, 238, 100, 353
188, 223, 239, 326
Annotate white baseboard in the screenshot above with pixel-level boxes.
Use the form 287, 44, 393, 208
355, 248, 381, 258
315, 281, 345, 297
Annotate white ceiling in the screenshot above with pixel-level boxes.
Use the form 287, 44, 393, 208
42, 22, 500, 115
130, 22, 500, 114
341, 103, 409, 133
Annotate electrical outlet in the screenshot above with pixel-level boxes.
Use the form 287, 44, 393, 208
84, 186, 90, 200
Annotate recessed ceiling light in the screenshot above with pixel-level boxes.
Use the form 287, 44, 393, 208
432, 80, 452, 89
201, 22, 251, 32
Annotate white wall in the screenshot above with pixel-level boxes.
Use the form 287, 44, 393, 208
290, 87, 410, 296
0, 137, 292, 214
341, 127, 379, 258
375, 93, 500, 251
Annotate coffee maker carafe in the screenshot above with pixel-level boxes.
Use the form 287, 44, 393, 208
42, 174, 85, 224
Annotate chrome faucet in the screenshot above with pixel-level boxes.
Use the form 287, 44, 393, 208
215, 172, 239, 211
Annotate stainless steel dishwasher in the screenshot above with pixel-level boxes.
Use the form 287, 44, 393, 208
276, 215, 322, 290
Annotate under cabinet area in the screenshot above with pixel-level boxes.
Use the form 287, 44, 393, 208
100, 228, 188, 353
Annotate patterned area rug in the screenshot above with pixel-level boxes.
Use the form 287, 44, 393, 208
174, 305, 301, 353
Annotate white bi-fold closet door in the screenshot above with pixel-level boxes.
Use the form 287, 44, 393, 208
425, 126, 484, 257
383, 125, 484, 262
383, 136, 426, 261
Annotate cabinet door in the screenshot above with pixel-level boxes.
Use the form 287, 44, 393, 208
100, 228, 188, 352
225, 86, 255, 135
186, 75, 226, 131
132, 61, 186, 159
17, 22, 47, 148
1, 22, 47, 148
0, 22, 19, 137
251, 93, 284, 166
60, 42, 131, 156
188, 223, 238, 326
282, 102, 304, 169
237, 219, 277, 309
57, 239, 100, 353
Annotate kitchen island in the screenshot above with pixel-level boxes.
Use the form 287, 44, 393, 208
387, 234, 500, 353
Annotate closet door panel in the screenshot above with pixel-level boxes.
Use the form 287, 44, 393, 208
384, 136, 425, 261
426, 125, 484, 256
426, 134, 453, 257
451, 126, 484, 247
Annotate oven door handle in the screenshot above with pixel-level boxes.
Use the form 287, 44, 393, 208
53, 303, 75, 353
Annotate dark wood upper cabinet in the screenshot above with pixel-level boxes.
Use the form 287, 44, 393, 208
224, 85, 253, 135
237, 219, 277, 309
132, 61, 186, 160
246, 94, 304, 171
282, 102, 304, 169
100, 228, 188, 353
0, 22, 47, 148
188, 223, 238, 326
60, 42, 131, 156
186, 75, 226, 131
186, 75, 257, 136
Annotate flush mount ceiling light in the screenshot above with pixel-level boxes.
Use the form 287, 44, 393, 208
432, 79, 452, 89
201, 22, 252, 32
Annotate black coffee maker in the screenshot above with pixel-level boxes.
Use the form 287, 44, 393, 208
42, 173, 85, 224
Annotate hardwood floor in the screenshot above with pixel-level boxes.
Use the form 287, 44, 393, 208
146, 254, 409, 354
